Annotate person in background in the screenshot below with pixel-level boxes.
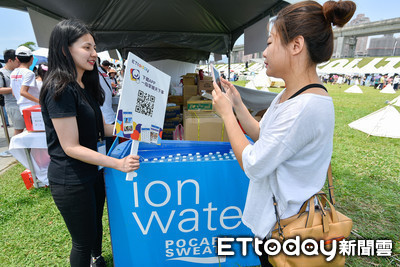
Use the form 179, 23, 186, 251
36, 63, 48, 90
0, 49, 25, 136
98, 59, 116, 152
39, 19, 140, 267
97, 59, 115, 125
108, 68, 118, 95
100, 60, 111, 72
10, 46, 40, 114
379, 75, 385, 89
198, 69, 204, 80
116, 67, 124, 88
211, 1, 355, 266
387, 75, 393, 86
220, 71, 226, 79
393, 75, 400, 90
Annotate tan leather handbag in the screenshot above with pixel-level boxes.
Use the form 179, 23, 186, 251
269, 164, 353, 267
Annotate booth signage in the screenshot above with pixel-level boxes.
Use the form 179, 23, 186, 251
105, 142, 260, 266
114, 52, 171, 144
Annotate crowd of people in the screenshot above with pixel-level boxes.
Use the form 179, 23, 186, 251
0, 48, 125, 139
321, 73, 400, 90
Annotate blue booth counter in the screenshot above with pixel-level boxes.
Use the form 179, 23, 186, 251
105, 140, 260, 266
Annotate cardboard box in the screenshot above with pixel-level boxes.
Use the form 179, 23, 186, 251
22, 105, 45, 132
21, 169, 34, 190
165, 105, 181, 119
162, 128, 175, 140
182, 73, 198, 86
183, 85, 198, 106
198, 79, 214, 93
163, 116, 181, 129
183, 110, 229, 142
187, 96, 213, 111
168, 95, 183, 105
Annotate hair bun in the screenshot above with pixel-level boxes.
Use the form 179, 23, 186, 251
322, 0, 356, 27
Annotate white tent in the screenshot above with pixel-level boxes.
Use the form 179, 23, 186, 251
32, 48, 48, 57
270, 77, 285, 88
389, 96, 400, 107
252, 72, 271, 87
31, 47, 48, 64
248, 62, 264, 72
380, 84, 396, 94
344, 85, 363, 94
245, 80, 258, 89
150, 59, 196, 90
348, 105, 400, 138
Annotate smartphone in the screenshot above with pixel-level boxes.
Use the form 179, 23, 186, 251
210, 63, 225, 93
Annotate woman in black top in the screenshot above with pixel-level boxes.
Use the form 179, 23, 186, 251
40, 19, 140, 267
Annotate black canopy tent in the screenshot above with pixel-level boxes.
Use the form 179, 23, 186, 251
1, 0, 289, 63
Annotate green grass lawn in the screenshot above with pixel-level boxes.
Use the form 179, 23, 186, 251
0, 84, 399, 266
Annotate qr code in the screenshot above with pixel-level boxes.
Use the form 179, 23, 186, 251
135, 90, 155, 117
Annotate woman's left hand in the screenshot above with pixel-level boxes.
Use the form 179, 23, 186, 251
212, 81, 233, 119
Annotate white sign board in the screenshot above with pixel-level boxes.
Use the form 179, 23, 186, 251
30, 111, 45, 131
114, 52, 171, 144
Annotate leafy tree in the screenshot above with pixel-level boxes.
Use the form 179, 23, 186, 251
18, 41, 36, 51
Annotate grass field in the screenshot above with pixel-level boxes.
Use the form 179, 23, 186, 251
0, 83, 399, 266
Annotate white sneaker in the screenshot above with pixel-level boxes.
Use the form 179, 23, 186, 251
0, 150, 12, 157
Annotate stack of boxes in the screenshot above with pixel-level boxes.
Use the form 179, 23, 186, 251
163, 105, 181, 140
182, 73, 198, 106
182, 73, 228, 142
197, 76, 213, 93
163, 72, 229, 142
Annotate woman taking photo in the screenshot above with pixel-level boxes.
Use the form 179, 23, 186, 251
212, 1, 355, 266
40, 19, 140, 267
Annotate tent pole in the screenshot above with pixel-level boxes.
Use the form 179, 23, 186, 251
228, 50, 231, 81
227, 35, 232, 81
0, 107, 10, 144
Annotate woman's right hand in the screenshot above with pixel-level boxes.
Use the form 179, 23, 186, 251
220, 78, 243, 109
118, 155, 140, 173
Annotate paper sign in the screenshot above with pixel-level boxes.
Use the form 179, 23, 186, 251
30, 112, 45, 131
113, 53, 171, 144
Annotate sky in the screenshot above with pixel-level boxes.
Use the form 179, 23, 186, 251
0, 0, 399, 55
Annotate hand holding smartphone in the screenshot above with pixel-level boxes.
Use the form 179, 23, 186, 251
211, 63, 225, 93
210, 64, 233, 106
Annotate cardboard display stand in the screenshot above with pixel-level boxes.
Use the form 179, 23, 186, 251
113, 52, 171, 180
114, 52, 171, 144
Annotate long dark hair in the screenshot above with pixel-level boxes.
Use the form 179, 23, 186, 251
40, 19, 104, 105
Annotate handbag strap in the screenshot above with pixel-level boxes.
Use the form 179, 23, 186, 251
327, 163, 335, 205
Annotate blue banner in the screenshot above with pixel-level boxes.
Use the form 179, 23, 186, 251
105, 140, 260, 266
